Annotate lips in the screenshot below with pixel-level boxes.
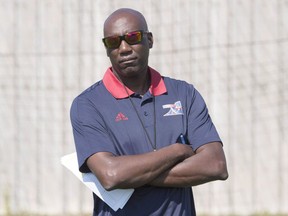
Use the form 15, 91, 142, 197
119, 57, 137, 64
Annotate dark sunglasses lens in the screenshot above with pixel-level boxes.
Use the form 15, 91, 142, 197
105, 36, 121, 48
125, 31, 142, 45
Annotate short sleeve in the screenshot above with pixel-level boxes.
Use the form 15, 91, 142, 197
186, 87, 222, 150
70, 97, 117, 173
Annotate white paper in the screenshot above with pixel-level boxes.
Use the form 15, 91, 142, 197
61, 153, 134, 211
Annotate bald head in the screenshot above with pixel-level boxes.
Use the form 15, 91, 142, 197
103, 8, 148, 37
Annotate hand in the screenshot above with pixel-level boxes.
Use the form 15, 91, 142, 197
170, 143, 195, 160
149, 142, 228, 187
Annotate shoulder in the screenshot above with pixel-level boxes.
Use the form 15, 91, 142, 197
70, 80, 106, 118
161, 76, 207, 110
77, 80, 105, 99
72, 80, 108, 105
162, 76, 197, 96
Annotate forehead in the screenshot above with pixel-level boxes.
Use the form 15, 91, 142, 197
104, 12, 146, 37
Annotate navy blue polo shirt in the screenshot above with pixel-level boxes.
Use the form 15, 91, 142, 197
70, 67, 222, 216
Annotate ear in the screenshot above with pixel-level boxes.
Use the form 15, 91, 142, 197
147, 32, 153, 49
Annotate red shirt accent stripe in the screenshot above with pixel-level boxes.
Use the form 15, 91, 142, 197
102, 67, 167, 99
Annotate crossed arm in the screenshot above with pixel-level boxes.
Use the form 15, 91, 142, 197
86, 141, 228, 191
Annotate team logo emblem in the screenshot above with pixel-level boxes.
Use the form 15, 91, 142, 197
162, 101, 184, 116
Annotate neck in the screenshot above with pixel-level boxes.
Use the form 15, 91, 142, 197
113, 68, 151, 95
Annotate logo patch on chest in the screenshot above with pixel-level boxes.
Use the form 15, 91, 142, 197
162, 101, 184, 116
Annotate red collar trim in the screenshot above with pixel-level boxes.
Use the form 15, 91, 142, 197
103, 67, 167, 99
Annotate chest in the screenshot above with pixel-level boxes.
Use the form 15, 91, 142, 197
97, 94, 187, 155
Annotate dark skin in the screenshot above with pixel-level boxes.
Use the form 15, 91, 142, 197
87, 8, 228, 191
103, 9, 153, 95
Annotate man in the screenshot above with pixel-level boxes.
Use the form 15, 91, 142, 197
70, 8, 228, 216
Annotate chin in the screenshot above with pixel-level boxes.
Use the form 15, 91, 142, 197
113, 63, 147, 79
119, 66, 140, 77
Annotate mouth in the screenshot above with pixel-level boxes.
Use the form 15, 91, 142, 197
119, 57, 137, 64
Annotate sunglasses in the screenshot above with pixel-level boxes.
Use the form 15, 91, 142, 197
102, 30, 150, 49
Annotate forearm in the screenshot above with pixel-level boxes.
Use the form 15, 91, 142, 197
149, 142, 228, 187
87, 143, 194, 190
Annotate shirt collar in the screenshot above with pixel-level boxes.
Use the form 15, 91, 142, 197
103, 67, 167, 99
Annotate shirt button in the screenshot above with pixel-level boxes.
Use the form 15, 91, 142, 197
144, 111, 148, 116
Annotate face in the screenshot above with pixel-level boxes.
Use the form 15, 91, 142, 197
103, 12, 153, 80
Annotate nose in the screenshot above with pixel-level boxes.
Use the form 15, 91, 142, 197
119, 40, 132, 54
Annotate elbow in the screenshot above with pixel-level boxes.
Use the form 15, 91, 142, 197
103, 185, 116, 192
87, 154, 124, 191
213, 160, 229, 181
100, 174, 117, 191
219, 168, 229, 181
102, 180, 116, 191
100, 169, 123, 191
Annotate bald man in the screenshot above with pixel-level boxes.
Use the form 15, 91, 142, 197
70, 8, 228, 216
